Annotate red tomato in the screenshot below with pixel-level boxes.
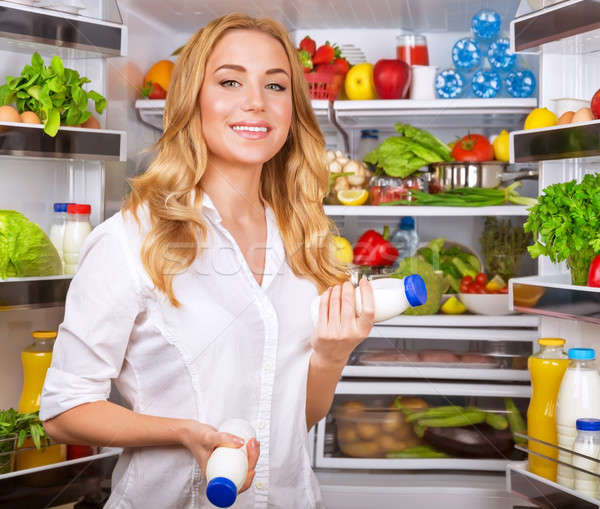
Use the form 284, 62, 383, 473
461, 275, 473, 285
67, 444, 94, 460
499, 287, 509, 294
451, 134, 494, 162
475, 273, 487, 286
460, 282, 470, 293
469, 283, 485, 294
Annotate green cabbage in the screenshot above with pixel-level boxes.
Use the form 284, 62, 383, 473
0, 210, 62, 279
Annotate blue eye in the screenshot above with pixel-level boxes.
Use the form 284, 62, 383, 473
220, 80, 240, 88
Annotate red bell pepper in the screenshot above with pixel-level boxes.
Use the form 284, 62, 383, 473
353, 226, 399, 266
587, 254, 600, 287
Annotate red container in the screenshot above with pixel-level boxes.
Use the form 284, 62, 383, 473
396, 34, 429, 66
369, 175, 423, 205
304, 71, 344, 101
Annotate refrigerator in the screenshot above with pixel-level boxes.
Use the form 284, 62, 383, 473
0, 0, 598, 507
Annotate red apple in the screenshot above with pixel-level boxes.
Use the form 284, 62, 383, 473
373, 59, 412, 100
592, 88, 600, 119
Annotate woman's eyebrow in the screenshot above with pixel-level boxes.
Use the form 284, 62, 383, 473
214, 64, 289, 77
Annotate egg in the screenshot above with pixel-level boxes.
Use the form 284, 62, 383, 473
0, 105, 22, 123
20, 111, 41, 124
572, 107, 594, 123
557, 111, 574, 125
81, 115, 100, 129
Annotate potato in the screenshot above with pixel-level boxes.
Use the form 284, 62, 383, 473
394, 425, 416, 441
337, 425, 359, 444
356, 422, 380, 441
342, 401, 365, 414
378, 435, 410, 453
341, 441, 381, 458
396, 397, 428, 410
381, 411, 403, 433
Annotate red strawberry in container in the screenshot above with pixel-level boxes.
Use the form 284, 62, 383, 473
313, 42, 340, 65
299, 36, 316, 56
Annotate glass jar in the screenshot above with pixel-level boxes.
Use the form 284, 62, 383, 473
368, 175, 423, 206
396, 33, 429, 66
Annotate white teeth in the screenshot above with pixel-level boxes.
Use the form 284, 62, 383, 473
232, 125, 268, 132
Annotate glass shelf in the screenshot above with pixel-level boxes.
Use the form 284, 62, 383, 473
0, 275, 71, 310
0, 1, 126, 58
510, 120, 600, 163
325, 205, 530, 217
509, 274, 600, 325
511, 0, 600, 55
0, 122, 126, 161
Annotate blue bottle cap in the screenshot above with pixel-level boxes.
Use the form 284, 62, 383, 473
568, 348, 595, 360
400, 217, 415, 230
360, 129, 379, 139
53, 203, 69, 213
576, 419, 600, 431
206, 477, 237, 508
404, 274, 427, 307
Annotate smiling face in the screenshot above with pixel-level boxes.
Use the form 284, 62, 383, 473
199, 29, 293, 171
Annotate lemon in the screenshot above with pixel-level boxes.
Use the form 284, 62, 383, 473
524, 108, 558, 130
486, 275, 506, 292
441, 296, 467, 315
493, 129, 510, 162
337, 189, 369, 206
331, 236, 353, 264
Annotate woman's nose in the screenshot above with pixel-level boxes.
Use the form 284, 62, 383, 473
241, 84, 266, 112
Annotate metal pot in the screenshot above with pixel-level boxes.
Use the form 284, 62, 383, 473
426, 162, 538, 193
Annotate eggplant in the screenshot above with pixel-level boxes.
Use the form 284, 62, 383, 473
423, 423, 514, 458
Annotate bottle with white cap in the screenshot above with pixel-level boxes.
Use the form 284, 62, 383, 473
311, 274, 427, 326
573, 418, 600, 499
205, 418, 256, 508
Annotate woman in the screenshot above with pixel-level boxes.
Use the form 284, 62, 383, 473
40, 13, 374, 509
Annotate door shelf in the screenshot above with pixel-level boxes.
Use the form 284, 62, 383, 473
378, 314, 539, 328
0, 1, 126, 58
325, 205, 530, 217
0, 122, 127, 161
0, 448, 121, 508
510, 0, 600, 54
509, 274, 600, 325
507, 463, 600, 509
510, 119, 600, 163
342, 365, 529, 382
0, 275, 71, 311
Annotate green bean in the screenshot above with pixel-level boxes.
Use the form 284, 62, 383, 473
417, 410, 486, 428
405, 406, 465, 423
485, 412, 509, 430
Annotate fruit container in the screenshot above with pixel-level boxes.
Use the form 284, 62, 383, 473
368, 175, 423, 205
304, 70, 344, 101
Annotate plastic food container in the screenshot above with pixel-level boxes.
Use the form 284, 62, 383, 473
551, 98, 590, 118
369, 175, 423, 205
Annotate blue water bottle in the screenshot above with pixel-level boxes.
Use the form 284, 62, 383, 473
505, 69, 537, 98
452, 38, 482, 71
472, 9, 502, 41
435, 69, 464, 99
487, 37, 516, 71
471, 70, 501, 98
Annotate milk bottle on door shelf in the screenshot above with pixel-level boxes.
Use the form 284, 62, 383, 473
573, 418, 600, 499
63, 204, 92, 275
205, 419, 256, 508
310, 274, 427, 326
556, 348, 600, 488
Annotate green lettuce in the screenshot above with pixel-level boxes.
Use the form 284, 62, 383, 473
391, 255, 446, 315
0, 210, 62, 279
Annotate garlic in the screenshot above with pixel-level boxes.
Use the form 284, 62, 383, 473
333, 177, 350, 191
342, 160, 360, 174
326, 150, 336, 162
336, 157, 349, 166
328, 161, 342, 173
335, 150, 344, 159
347, 174, 366, 186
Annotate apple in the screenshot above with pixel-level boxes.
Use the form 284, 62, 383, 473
592, 87, 600, 119
373, 59, 411, 100
344, 63, 377, 101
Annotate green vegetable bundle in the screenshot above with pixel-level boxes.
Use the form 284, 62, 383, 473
0, 52, 106, 136
524, 174, 600, 285
0, 409, 49, 449
364, 123, 451, 178
480, 217, 531, 281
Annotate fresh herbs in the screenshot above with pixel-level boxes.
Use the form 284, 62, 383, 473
0, 52, 106, 137
524, 174, 600, 284
480, 217, 531, 281
0, 409, 49, 449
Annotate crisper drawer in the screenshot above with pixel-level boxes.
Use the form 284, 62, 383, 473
343, 325, 536, 381
315, 381, 530, 471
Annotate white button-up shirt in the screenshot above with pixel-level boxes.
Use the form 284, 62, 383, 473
40, 194, 323, 508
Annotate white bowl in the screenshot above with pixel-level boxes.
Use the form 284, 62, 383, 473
552, 98, 590, 118
458, 293, 513, 316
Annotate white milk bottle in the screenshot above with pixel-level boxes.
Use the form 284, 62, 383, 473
556, 348, 600, 488
573, 418, 600, 499
205, 418, 256, 508
310, 274, 427, 326
63, 204, 92, 275
49, 202, 70, 268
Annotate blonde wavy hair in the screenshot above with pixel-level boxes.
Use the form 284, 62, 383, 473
123, 13, 348, 306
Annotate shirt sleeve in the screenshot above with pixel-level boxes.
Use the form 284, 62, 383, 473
40, 219, 143, 421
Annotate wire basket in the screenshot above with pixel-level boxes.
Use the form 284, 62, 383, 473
304, 71, 344, 101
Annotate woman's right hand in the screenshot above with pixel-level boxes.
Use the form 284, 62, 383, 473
181, 420, 260, 493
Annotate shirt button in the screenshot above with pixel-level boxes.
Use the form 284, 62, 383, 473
256, 481, 264, 489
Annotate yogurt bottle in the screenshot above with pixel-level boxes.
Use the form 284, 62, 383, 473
556, 348, 600, 488
310, 275, 427, 326
63, 204, 92, 275
573, 418, 600, 499
206, 419, 256, 508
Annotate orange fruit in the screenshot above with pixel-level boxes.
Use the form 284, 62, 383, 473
143, 60, 175, 92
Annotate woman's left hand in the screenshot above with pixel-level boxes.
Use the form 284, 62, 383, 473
312, 278, 375, 366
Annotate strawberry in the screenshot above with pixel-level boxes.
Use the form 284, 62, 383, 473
141, 81, 166, 99
332, 57, 350, 75
312, 42, 339, 65
298, 49, 313, 72
314, 63, 336, 73
299, 36, 316, 56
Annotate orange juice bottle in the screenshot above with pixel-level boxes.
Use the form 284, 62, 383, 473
527, 338, 569, 481
16, 331, 66, 470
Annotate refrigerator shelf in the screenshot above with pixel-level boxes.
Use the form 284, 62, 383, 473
0, 275, 71, 311
325, 205, 530, 217
509, 274, 600, 325
0, 121, 127, 161
510, 120, 600, 163
510, 0, 600, 54
378, 314, 539, 328
0, 447, 121, 508
0, 1, 127, 58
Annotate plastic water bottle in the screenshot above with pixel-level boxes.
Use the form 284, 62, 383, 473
206, 419, 256, 508
435, 69, 464, 98
471, 70, 501, 98
505, 69, 537, 98
452, 38, 482, 71
471, 9, 501, 41
487, 37, 516, 71
390, 217, 418, 262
